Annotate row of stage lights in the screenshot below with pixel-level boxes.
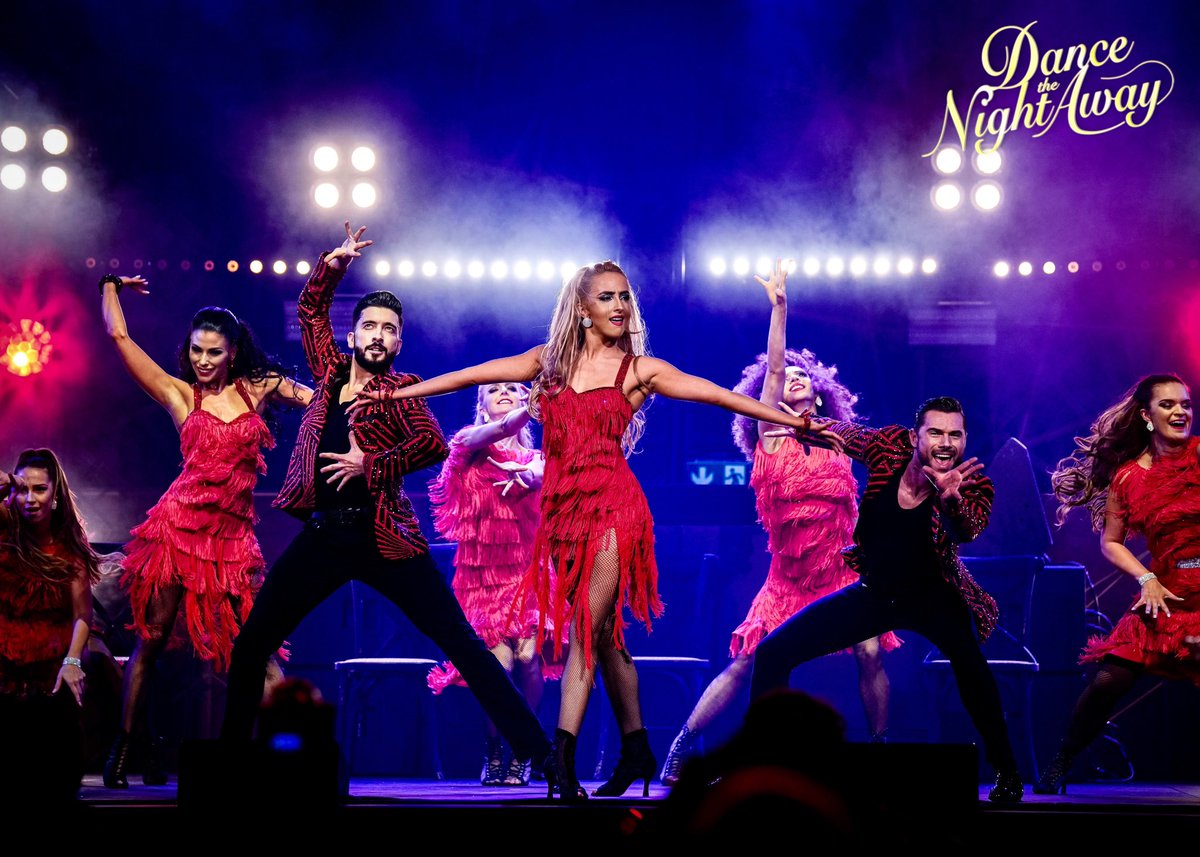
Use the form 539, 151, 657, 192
930, 146, 1002, 212
991, 258, 1200, 277
84, 256, 585, 280
1, 125, 70, 192
706, 255, 938, 278
311, 144, 378, 209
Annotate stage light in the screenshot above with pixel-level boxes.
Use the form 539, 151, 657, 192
226, 260, 239, 272
444, 260, 463, 279
249, 259, 264, 274
350, 146, 376, 171
313, 145, 338, 171
826, 256, 845, 277
1115, 260, 1127, 271
41, 166, 67, 193
802, 257, 820, 277
1, 126, 26, 152
42, 128, 68, 155
784, 258, 797, 274
422, 260, 439, 277
709, 256, 727, 276
133, 259, 144, 270
157, 259, 168, 270
972, 181, 1002, 211
351, 182, 376, 208
932, 182, 963, 211
203, 260, 215, 272
513, 260, 532, 280
314, 183, 339, 208
921, 257, 938, 274
397, 260, 415, 278
1018, 261, 1032, 276
755, 256, 772, 277
933, 147, 963, 175
536, 260, 555, 280
849, 256, 868, 277
110, 258, 120, 269
273, 260, 287, 275
560, 261, 578, 280
85, 257, 96, 268
1042, 261, 1056, 275
375, 260, 391, 277
974, 149, 1002, 175
1067, 261, 1079, 273
296, 260, 311, 275
897, 257, 915, 275
993, 261, 1010, 277
1092, 261, 1103, 272
468, 260, 485, 279
1, 164, 26, 190
873, 257, 891, 276
731, 257, 750, 277
490, 260, 509, 280
180, 260, 191, 271
4, 319, 53, 377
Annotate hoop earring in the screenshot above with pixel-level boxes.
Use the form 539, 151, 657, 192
580, 317, 593, 329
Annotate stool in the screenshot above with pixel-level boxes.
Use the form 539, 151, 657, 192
334, 657, 443, 779
593, 655, 710, 779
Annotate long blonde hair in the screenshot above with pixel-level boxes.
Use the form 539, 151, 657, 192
530, 260, 650, 456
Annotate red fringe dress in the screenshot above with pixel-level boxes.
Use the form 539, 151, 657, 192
425, 432, 565, 692
1081, 436, 1200, 684
731, 437, 901, 657
523, 352, 662, 669
0, 541, 79, 696
121, 381, 273, 671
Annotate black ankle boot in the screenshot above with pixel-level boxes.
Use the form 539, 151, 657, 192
142, 735, 168, 786
1033, 750, 1073, 795
103, 730, 131, 789
595, 727, 656, 798
988, 769, 1024, 803
545, 729, 587, 803
481, 736, 506, 786
660, 724, 698, 786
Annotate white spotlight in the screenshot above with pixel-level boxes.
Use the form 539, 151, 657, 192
849, 256, 868, 277
993, 261, 1010, 278
1042, 261, 1056, 275
755, 256, 773, 277
709, 256, 727, 276
444, 260, 463, 279
41, 166, 67, 193
932, 181, 963, 211
826, 256, 845, 277
273, 260, 288, 275
934, 147, 964, 175
897, 257, 915, 275
1067, 261, 1080, 273
296, 260, 312, 275
313, 145, 338, 171
42, 128, 68, 155
974, 149, 1002, 175
313, 183, 339, 208
351, 182, 376, 208
375, 260, 391, 277
972, 181, 1002, 211
513, 260, 532, 280
1018, 261, 1033, 276
560, 261, 577, 280
397, 260, 415, 278
921, 257, 938, 274
536, 260, 555, 280
732, 257, 751, 277
1, 126, 26, 153
491, 260, 509, 279
0, 164, 27, 190
467, 260, 485, 279
802, 257, 820, 277
350, 146, 376, 171
249, 259, 264, 274
421, 260, 439, 277
873, 257, 891, 276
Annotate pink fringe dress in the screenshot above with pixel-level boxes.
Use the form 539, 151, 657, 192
1082, 436, 1200, 684
731, 437, 901, 657
121, 381, 273, 671
425, 431, 565, 692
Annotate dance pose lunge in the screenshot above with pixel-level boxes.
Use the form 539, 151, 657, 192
426, 382, 566, 786
660, 260, 898, 786
99, 274, 311, 788
1036, 374, 1200, 794
0, 450, 99, 803
749, 397, 1025, 803
356, 259, 833, 801
221, 223, 552, 773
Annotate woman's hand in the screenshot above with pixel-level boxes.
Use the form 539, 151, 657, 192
326, 221, 373, 270
489, 457, 539, 496
121, 275, 150, 295
766, 402, 845, 455
348, 387, 404, 417
1132, 577, 1184, 619
53, 662, 86, 706
755, 257, 787, 307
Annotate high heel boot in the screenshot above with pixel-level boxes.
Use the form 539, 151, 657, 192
545, 729, 587, 803
659, 724, 697, 786
594, 727, 656, 798
480, 736, 506, 786
102, 730, 131, 789
1033, 749, 1073, 795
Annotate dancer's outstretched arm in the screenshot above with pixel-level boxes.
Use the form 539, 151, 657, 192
756, 257, 789, 453
350, 346, 544, 414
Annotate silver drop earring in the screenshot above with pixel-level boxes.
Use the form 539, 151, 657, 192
1146, 420, 1154, 432
815, 395, 823, 409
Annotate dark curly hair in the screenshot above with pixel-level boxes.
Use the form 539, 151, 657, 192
730, 348, 859, 461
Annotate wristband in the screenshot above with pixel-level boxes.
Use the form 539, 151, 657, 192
98, 274, 123, 294
1136, 572, 1157, 587
62, 656, 82, 668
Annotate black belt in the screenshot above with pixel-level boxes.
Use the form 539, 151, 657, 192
310, 507, 373, 527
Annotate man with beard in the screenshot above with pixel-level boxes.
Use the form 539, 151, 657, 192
221, 223, 551, 775
748, 397, 1024, 803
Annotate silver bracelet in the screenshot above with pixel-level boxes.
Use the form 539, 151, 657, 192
1136, 572, 1157, 587
62, 656, 82, 668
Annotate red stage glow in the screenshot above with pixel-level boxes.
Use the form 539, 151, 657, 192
4, 318, 53, 377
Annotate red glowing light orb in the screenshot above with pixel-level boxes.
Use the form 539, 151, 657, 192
4, 319, 53, 377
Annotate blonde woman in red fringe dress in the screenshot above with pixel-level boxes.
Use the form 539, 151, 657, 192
659, 259, 899, 785
98, 274, 311, 788
1037, 373, 1200, 794
426, 381, 566, 786
357, 259, 835, 801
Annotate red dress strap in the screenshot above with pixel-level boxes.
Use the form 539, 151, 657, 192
233, 378, 256, 412
191, 384, 203, 411
613, 351, 635, 392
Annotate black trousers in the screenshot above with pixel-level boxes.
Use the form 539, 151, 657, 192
750, 581, 1018, 773
221, 518, 549, 760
